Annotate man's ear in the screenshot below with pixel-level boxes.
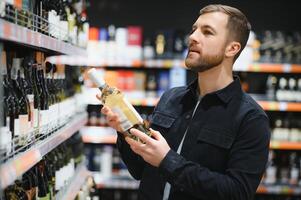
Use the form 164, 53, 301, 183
225, 41, 241, 58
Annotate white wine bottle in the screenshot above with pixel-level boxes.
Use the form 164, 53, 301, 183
87, 68, 151, 142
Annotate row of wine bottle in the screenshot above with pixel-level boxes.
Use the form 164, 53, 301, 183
263, 150, 301, 186
1, 0, 89, 47
0, 46, 85, 158
266, 75, 301, 102
3, 132, 84, 200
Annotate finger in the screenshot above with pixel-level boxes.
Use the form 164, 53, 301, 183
125, 136, 144, 153
149, 128, 162, 140
101, 106, 110, 114
107, 114, 119, 122
130, 128, 152, 144
96, 94, 101, 100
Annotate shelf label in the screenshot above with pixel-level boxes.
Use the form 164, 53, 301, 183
267, 102, 277, 110
283, 64, 292, 73
163, 60, 173, 68
279, 102, 287, 111
251, 63, 261, 72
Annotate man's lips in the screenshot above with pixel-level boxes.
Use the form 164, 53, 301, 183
189, 49, 200, 54
188, 47, 200, 53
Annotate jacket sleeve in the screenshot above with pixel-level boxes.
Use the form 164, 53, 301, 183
116, 134, 146, 180
158, 114, 271, 200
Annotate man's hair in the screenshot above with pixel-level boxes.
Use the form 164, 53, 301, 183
200, 4, 251, 61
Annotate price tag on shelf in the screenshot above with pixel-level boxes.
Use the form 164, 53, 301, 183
16, 25, 22, 43
251, 63, 261, 72
279, 102, 287, 111
163, 60, 173, 68
283, 64, 292, 73
267, 102, 278, 111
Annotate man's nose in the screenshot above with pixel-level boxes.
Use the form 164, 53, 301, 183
189, 30, 200, 44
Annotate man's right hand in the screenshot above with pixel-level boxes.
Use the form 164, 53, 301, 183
101, 106, 123, 133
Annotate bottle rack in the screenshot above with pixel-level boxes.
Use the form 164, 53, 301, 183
0, 4, 86, 55
0, 112, 88, 190
46, 55, 301, 73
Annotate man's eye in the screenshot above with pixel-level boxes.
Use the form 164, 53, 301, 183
204, 30, 213, 35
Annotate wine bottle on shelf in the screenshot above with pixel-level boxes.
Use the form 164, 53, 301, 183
0, 50, 12, 157
36, 52, 49, 137
5, 54, 23, 148
263, 150, 277, 184
36, 160, 49, 200
22, 55, 35, 135
279, 152, 289, 184
11, 58, 31, 148
289, 152, 299, 185
88, 68, 151, 142
31, 53, 42, 137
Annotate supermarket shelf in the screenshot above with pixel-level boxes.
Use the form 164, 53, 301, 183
257, 184, 301, 195
46, 56, 301, 73
46, 55, 143, 67
94, 173, 139, 190
0, 112, 88, 189
0, 18, 87, 56
81, 126, 117, 144
59, 164, 92, 200
270, 141, 301, 150
247, 63, 301, 73
257, 101, 301, 112
84, 86, 301, 110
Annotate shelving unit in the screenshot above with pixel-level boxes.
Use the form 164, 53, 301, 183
0, 19, 87, 55
0, 113, 88, 190
46, 56, 301, 73
257, 184, 301, 195
84, 87, 301, 111
257, 101, 301, 112
270, 141, 301, 150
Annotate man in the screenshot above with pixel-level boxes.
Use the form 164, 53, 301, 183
101, 4, 270, 200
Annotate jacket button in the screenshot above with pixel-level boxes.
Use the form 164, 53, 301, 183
185, 114, 190, 119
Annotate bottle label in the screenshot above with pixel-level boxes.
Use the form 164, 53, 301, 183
112, 107, 134, 131
290, 167, 299, 184
33, 109, 39, 128
19, 114, 29, 136
264, 166, 276, 184
14, 118, 20, 137
40, 110, 49, 132
123, 97, 144, 122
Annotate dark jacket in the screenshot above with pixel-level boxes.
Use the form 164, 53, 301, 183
117, 77, 271, 200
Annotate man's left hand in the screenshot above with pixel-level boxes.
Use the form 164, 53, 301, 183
125, 128, 171, 167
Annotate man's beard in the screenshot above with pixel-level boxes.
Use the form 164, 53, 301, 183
185, 50, 224, 73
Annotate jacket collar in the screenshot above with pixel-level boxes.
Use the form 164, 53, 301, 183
187, 75, 242, 104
